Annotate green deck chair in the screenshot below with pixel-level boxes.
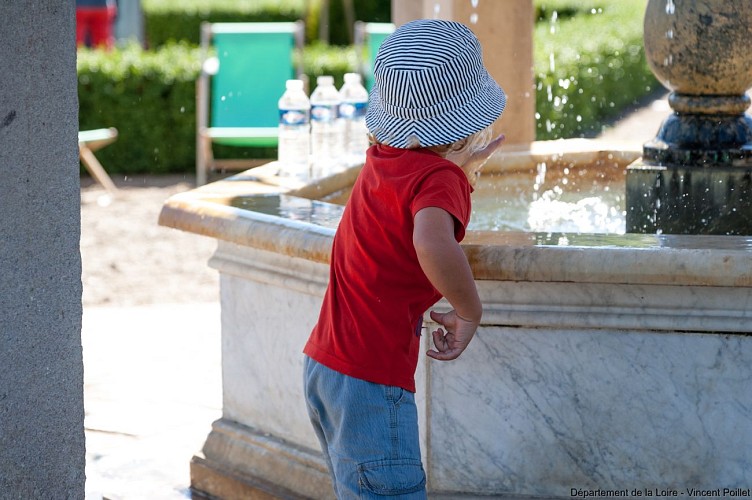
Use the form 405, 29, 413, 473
354, 22, 395, 92
196, 22, 304, 185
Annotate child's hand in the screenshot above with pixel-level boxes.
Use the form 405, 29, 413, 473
426, 309, 478, 361
467, 133, 505, 168
451, 133, 505, 185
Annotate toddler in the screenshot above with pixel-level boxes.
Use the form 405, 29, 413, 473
303, 18, 506, 499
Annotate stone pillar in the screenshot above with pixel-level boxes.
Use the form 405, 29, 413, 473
391, 0, 536, 145
0, 1, 85, 497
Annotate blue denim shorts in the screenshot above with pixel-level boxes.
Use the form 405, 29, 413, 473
303, 356, 427, 499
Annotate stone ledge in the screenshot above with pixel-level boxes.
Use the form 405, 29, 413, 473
192, 418, 333, 500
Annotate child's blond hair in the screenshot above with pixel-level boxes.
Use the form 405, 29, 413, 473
368, 125, 492, 186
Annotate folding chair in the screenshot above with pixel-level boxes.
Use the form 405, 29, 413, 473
78, 128, 119, 194
196, 21, 305, 185
354, 22, 395, 92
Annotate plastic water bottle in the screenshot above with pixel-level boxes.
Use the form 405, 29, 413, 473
310, 75, 343, 177
278, 79, 311, 180
339, 73, 369, 166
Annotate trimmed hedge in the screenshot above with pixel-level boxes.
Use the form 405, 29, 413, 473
78, 43, 201, 174
534, 0, 603, 22
141, 0, 391, 48
141, 0, 305, 48
79, 1, 660, 174
305, 0, 391, 46
534, 0, 659, 139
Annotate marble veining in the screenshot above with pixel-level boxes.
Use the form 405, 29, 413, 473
427, 327, 752, 495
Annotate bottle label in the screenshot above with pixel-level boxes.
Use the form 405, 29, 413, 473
311, 104, 339, 123
279, 109, 309, 126
339, 101, 367, 120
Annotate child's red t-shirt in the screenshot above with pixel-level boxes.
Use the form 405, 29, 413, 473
303, 144, 472, 392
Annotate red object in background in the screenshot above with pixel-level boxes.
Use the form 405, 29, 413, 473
76, 6, 117, 49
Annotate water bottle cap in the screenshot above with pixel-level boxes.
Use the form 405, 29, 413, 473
344, 73, 362, 84
286, 79, 305, 91
316, 75, 335, 86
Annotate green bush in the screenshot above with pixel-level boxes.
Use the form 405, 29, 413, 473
78, 43, 201, 174
533, 0, 605, 22
534, 0, 659, 139
306, 0, 391, 46
142, 0, 390, 48
301, 42, 358, 89
141, 0, 305, 48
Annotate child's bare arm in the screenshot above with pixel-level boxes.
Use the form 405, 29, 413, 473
413, 207, 482, 361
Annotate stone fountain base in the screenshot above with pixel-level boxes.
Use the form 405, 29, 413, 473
626, 161, 752, 234
186, 237, 752, 499
158, 150, 752, 498
626, 110, 752, 235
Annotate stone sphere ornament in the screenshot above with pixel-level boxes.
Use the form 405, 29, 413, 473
644, 0, 752, 101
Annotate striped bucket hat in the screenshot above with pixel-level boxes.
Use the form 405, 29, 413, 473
365, 19, 506, 149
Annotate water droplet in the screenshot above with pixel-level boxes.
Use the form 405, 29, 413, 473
471, 0, 479, 7
666, 0, 675, 14
470, 13, 478, 24
434, 3, 441, 17
666, 28, 674, 39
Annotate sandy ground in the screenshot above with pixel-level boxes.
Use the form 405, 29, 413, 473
80, 175, 220, 307
81, 175, 224, 499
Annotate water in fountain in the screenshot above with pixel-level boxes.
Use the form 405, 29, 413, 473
470, 162, 626, 233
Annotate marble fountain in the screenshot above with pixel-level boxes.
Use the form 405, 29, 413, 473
159, 1, 752, 498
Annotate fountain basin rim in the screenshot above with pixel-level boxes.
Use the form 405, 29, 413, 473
160, 186, 752, 289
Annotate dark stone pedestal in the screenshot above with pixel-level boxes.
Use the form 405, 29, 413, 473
626, 162, 752, 235
626, 111, 752, 235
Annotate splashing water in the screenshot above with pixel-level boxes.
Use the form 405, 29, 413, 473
469, 166, 626, 234
527, 192, 625, 234
469, 0, 479, 24
550, 10, 558, 34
